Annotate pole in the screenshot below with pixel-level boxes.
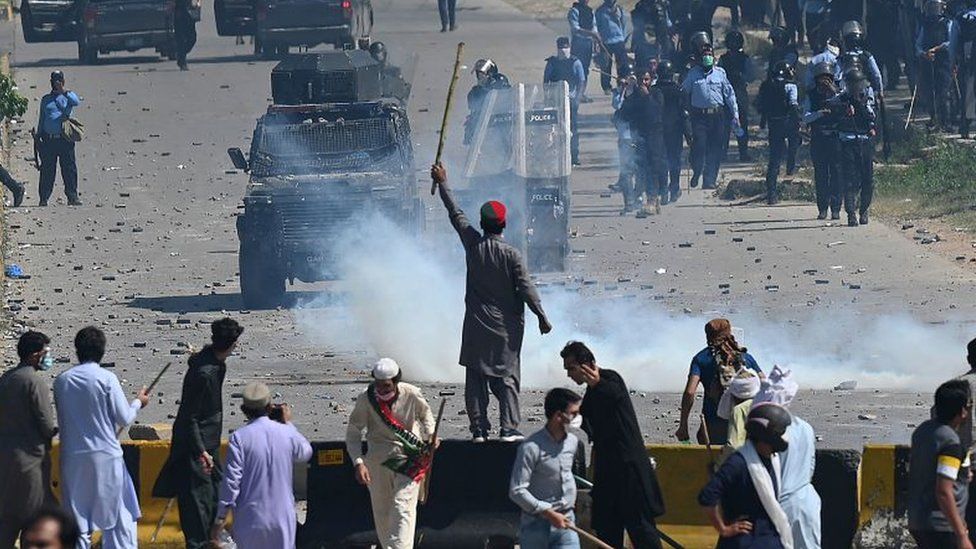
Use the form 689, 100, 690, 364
567, 524, 614, 549
700, 413, 716, 474
906, 82, 918, 130
114, 361, 174, 438
419, 397, 448, 504
150, 497, 176, 543
431, 42, 465, 196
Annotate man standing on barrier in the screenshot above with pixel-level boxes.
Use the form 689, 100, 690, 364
153, 318, 244, 549
345, 359, 436, 549
431, 163, 552, 443
509, 388, 583, 549
562, 341, 666, 548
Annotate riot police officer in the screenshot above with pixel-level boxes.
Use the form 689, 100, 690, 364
545, 37, 587, 166
957, 0, 976, 137
867, 0, 905, 90
632, 0, 674, 68
465, 59, 511, 144
681, 36, 741, 190
915, 0, 958, 131
654, 59, 687, 203
767, 26, 799, 77
836, 68, 877, 227
719, 29, 754, 161
804, 61, 844, 219
757, 61, 800, 205
569, 0, 599, 102
805, 31, 843, 89
839, 20, 885, 96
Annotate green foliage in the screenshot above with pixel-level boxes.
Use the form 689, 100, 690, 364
875, 142, 976, 220
0, 72, 28, 120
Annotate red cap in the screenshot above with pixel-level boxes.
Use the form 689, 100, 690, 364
480, 200, 507, 225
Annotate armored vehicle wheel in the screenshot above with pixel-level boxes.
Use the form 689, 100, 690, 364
239, 239, 286, 309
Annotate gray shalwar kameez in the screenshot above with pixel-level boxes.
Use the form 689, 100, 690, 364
439, 185, 547, 435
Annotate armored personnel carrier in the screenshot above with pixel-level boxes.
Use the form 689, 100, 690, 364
228, 47, 418, 308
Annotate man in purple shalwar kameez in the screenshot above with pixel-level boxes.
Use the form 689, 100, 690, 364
210, 382, 312, 549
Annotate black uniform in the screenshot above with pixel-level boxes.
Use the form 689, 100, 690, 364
654, 77, 687, 202
570, 1, 596, 86
544, 55, 584, 164
632, 0, 674, 67
757, 76, 800, 204
174, 0, 198, 70
464, 73, 511, 144
806, 83, 844, 217
620, 86, 669, 205
917, 12, 955, 130
582, 369, 665, 549
868, 0, 905, 89
719, 48, 752, 161
958, 6, 976, 137
152, 347, 227, 549
835, 90, 877, 224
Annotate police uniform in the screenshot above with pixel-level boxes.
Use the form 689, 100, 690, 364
544, 47, 587, 165
719, 43, 754, 161
757, 67, 799, 205
632, 0, 674, 67
464, 72, 511, 145
915, 8, 959, 130
867, 0, 905, 89
957, 3, 976, 137
568, 1, 596, 95
804, 79, 844, 219
836, 86, 877, 226
681, 63, 739, 190
654, 71, 687, 202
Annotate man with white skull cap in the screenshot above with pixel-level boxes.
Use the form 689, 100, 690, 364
345, 358, 437, 549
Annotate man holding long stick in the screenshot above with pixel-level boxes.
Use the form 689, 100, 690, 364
345, 358, 437, 549
431, 164, 552, 443
152, 317, 244, 548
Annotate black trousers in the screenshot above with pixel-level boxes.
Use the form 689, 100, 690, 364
839, 137, 874, 216
765, 117, 791, 201
911, 529, 960, 548
600, 42, 628, 92
0, 162, 24, 196
37, 136, 77, 202
176, 454, 222, 549
438, 0, 456, 28
570, 100, 580, 164
618, 137, 637, 208
690, 110, 729, 189
175, 10, 198, 66
959, 43, 976, 135
635, 132, 667, 199
810, 132, 842, 215
592, 462, 664, 549
920, 53, 952, 129
663, 124, 683, 197
732, 84, 749, 158
571, 39, 593, 96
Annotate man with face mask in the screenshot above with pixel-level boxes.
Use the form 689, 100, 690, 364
804, 61, 844, 220
699, 403, 794, 549
561, 341, 665, 548
509, 388, 583, 549
836, 68, 877, 227
681, 39, 741, 190
0, 331, 58, 548
346, 358, 437, 549
545, 36, 587, 165
915, 0, 958, 131
804, 32, 843, 89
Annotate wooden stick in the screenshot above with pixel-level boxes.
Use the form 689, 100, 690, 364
150, 497, 176, 542
568, 523, 614, 549
431, 42, 465, 196
906, 83, 918, 130
419, 397, 448, 504
700, 413, 716, 474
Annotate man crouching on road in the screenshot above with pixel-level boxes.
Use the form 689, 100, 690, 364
345, 359, 437, 549
509, 388, 583, 549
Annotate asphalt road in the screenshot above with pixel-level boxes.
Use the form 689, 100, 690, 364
2, 0, 974, 448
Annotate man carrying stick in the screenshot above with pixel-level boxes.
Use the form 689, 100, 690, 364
345, 358, 437, 549
431, 164, 552, 443
152, 317, 244, 548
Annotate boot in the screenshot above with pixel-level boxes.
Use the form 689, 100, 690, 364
817, 210, 828, 220
690, 172, 701, 188
12, 185, 24, 207
860, 211, 869, 225
831, 211, 841, 220
848, 213, 859, 227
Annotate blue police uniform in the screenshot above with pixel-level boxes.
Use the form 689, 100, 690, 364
804, 82, 844, 219
36, 89, 81, 205
544, 55, 587, 164
595, 0, 628, 92
915, 14, 959, 130
568, 2, 596, 95
681, 65, 739, 189
836, 89, 876, 225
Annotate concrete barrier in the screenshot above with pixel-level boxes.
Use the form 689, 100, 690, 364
856, 445, 913, 548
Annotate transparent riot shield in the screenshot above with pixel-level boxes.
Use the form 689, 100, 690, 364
463, 87, 516, 179
514, 82, 571, 272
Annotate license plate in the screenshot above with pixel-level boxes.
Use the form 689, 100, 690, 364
125, 37, 143, 48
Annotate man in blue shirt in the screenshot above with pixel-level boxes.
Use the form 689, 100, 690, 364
35, 71, 81, 206
681, 40, 741, 190
568, 0, 598, 102
509, 388, 582, 549
915, 0, 958, 132
545, 37, 587, 166
595, 0, 628, 93
676, 319, 762, 445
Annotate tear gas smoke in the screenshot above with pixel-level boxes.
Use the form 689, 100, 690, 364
294, 213, 973, 392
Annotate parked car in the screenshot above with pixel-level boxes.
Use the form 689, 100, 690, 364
214, 0, 255, 37
75, 0, 175, 64
20, 0, 77, 43
253, 0, 372, 57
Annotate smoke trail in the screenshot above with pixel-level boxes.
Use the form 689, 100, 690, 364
294, 212, 973, 392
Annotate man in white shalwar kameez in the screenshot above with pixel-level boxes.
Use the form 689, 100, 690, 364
53, 327, 149, 549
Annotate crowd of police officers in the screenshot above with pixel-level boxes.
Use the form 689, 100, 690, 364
463, 0, 976, 227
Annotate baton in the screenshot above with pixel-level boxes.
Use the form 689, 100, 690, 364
431, 42, 465, 196
700, 413, 716, 475
150, 497, 175, 542
568, 524, 614, 549
114, 361, 174, 438
419, 397, 448, 504
906, 82, 918, 130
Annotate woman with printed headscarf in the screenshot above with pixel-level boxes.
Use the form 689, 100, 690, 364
676, 319, 762, 445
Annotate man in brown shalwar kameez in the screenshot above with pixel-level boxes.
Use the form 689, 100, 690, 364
431, 163, 552, 442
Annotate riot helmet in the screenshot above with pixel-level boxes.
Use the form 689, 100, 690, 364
772, 60, 795, 81
725, 29, 745, 51
923, 0, 945, 19
656, 59, 675, 82
473, 58, 498, 86
841, 20, 864, 50
768, 26, 789, 47
368, 41, 387, 65
689, 31, 712, 55
745, 403, 792, 453
843, 67, 869, 94
812, 60, 836, 81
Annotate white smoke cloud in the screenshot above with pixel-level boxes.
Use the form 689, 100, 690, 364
294, 213, 973, 392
